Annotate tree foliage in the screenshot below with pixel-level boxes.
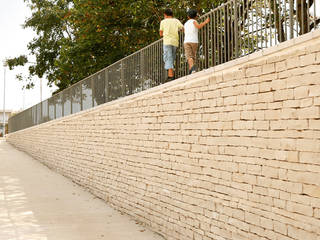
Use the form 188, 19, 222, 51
7, 0, 223, 93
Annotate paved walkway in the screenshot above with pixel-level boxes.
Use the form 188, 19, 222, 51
0, 140, 164, 240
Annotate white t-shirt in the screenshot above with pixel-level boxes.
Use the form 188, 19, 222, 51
184, 19, 198, 43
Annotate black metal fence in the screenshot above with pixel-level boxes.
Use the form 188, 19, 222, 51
9, 0, 319, 133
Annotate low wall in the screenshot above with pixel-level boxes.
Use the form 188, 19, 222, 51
7, 30, 320, 240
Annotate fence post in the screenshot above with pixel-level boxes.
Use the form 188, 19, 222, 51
91, 77, 95, 107
234, 0, 239, 58
121, 60, 125, 96
289, 0, 294, 39
80, 83, 83, 111
140, 51, 144, 90
105, 69, 109, 102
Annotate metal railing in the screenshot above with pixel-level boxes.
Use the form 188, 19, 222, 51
9, 0, 319, 133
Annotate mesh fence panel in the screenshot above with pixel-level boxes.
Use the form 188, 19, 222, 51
82, 77, 93, 111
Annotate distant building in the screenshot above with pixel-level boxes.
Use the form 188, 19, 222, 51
0, 110, 13, 136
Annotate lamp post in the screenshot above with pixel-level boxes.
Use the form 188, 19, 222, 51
3, 64, 6, 138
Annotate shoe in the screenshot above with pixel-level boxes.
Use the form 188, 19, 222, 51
167, 76, 175, 82
189, 65, 197, 74
191, 65, 197, 73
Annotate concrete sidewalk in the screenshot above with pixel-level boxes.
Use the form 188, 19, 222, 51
0, 140, 164, 240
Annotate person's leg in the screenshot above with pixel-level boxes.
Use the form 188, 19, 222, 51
184, 43, 193, 72
187, 58, 194, 70
190, 43, 198, 73
163, 45, 176, 79
170, 46, 177, 78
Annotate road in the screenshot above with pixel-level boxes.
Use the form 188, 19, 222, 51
0, 140, 164, 240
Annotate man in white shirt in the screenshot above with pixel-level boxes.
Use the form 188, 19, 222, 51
184, 9, 210, 74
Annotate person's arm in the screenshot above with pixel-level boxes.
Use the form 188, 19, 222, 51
193, 18, 210, 29
159, 21, 164, 37
178, 20, 184, 32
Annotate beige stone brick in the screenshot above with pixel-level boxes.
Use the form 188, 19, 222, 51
286, 56, 300, 69
313, 208, 320, 220
309, 120, 320, 130
294, 86, 309, 99
281, 108, 298, 119
287, 120, 309, 130
245, 212, 260, 225
288, 170, 320, 185
296, 139, 320, 152
287, 201, 313, 217
309, 86, 320, 97
273, 198, 286, 209
283, 99, 301, 108
279, 168, 288, 180
240, 111, 255, 120
270, 120, 286, 130
297, 107, 320, 119
263, 63, 275, 74
223, 96, 237, 105
233, 121, 253, 130
254, 121, 269, 130
303, 184, 320, 198
232, 209, 245, 221
258, 92, 274, 103
253, 186, 268, 196
314, 96, 320, 106
300, 152, 320, 165
273, 221, 287, 235
275, 61, 286, 72
300, 98, 313, 107
227, 111, 241, 121
300, 65, 320, 74
246, 66, 262, 77
262, 166, 278, 178
316, 51, 320, 63
259, 82, 272, 92
247, 84, 260, 94
221, 87, 236, 97
300, 53, 316, 66
288, 225, 318, 240
287, 151, 299, 162
259, 217, 273, 230
265, 110, 281, 120
274, 89, 294, 101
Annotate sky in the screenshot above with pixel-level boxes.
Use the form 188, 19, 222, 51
0, 0, 57, 112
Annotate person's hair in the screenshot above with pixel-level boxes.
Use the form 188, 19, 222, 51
187, 9, 197, 19
164, 8, 173, 16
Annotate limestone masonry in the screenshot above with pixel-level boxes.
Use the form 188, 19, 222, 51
7, 30, 320, 240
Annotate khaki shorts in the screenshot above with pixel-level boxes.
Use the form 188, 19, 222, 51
184, 43, 198, 60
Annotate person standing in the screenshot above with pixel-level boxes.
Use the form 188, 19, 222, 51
184, 9, 210, 74
160, 8, 184, 81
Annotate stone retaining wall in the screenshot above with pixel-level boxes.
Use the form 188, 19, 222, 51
7, 30, 320, 240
